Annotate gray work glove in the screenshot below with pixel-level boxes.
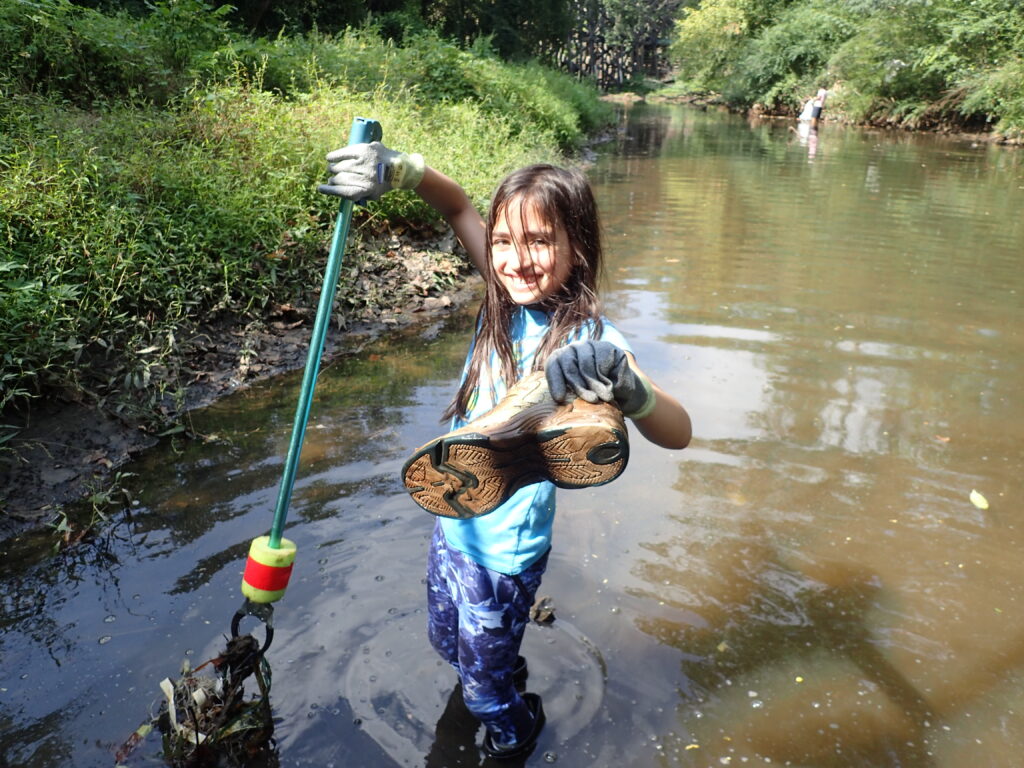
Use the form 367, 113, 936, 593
317, 141, 425, 201
544, 340, 656, 419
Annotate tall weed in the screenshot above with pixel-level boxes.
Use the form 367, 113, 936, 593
960, 58, 1024, 138
202, 29, 610, 148
0, 0, 231, 104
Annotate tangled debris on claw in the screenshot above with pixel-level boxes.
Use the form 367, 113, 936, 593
116, 634, 275, 767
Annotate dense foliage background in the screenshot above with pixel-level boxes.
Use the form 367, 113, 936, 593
0, 0, 611, 423
668, 0, 1024, 135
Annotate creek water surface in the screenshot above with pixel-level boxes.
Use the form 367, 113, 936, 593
2, 105, 1023, 767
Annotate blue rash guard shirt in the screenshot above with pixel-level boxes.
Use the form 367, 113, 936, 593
438, 305, 632, 575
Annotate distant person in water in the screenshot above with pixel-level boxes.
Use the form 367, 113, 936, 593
812, 88, 828, 122
800, 88, 829, 124
319, 143, 691, 759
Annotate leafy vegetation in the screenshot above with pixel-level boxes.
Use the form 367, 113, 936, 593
667, 0, 1024, 136
0, 0, 611, 423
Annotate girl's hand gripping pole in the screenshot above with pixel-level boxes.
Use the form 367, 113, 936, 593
238, 118, 383, 630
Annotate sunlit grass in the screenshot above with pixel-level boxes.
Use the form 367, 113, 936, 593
0, 7, 609, 421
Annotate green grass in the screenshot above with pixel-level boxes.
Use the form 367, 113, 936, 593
0, 3, 611, 422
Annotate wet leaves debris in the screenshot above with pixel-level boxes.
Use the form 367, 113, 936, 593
116, 634, 275, 768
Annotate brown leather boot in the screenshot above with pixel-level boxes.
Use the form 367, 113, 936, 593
402, 371, 629, 519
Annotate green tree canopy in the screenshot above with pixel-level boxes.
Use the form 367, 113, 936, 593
668, 0, 1024, 135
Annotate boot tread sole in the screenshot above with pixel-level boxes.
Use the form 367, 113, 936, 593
403, 422, 628, 519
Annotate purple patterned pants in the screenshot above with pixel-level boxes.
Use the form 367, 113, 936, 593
426, 521, 548, 746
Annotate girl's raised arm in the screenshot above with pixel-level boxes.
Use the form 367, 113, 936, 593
318, 142, 487, 274
414, 167, 487, 274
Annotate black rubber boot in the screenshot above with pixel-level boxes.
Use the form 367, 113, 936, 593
481, 692, 545, 760
425, 683, 481, 768
513, 655, 528, 689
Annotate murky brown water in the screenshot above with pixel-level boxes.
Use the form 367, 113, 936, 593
3, 105, 1023, 767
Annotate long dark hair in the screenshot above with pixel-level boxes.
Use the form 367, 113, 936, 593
445, 164, 606, 421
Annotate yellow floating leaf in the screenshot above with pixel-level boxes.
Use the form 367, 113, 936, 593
970, 489, 989, 510
685, 744, 700, 750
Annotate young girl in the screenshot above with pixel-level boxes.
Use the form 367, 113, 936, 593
320, 142, 691, 758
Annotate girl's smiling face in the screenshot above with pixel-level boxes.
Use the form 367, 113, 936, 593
490, 196, 574, 306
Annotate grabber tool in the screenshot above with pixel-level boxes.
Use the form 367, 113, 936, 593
233, 117, 384, 652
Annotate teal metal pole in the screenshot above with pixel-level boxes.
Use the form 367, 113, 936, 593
267, 117, 383, 549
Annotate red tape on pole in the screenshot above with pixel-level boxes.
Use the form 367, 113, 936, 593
241, 536, 297, 603
243, 558, 294, 593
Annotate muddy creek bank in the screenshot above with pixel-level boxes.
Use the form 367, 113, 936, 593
0, 228, 481, 541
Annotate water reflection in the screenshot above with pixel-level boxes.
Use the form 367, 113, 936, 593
794, 121, 819, 162
597, 105, 1024, 766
